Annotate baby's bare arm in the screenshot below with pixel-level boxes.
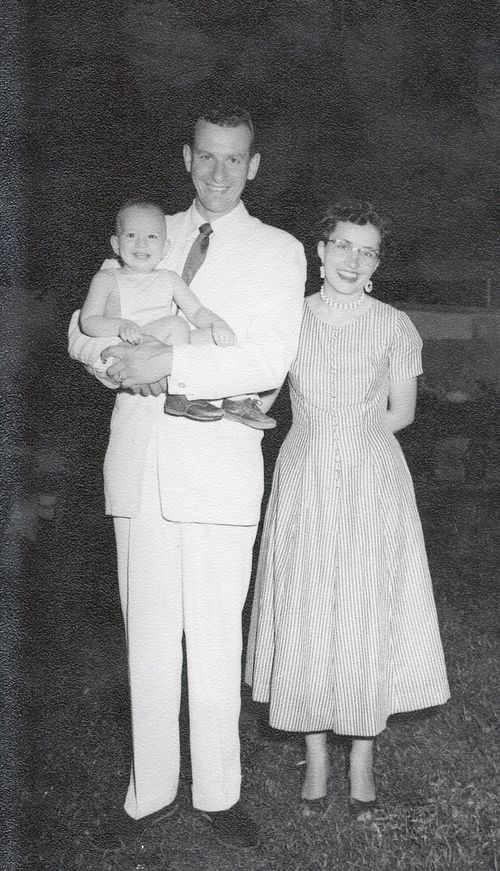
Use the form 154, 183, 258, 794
190, 328, 217, 346
80, 271, 142, 343
170, 272, 236, 346
80, 272, 123, 336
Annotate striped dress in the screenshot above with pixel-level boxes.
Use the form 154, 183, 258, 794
245, 297, 450, 736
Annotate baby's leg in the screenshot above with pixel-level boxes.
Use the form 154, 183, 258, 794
142, 315, 191, 345
152, 316, 223, 421
190, 328, 277, 428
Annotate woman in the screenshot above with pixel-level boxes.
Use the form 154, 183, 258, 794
245, 201, 450, 818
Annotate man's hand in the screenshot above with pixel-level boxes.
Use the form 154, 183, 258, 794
129, 378, 168, 397
102, 336, 174, 388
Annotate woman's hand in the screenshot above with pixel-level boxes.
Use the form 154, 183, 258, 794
102, 336, 173, 388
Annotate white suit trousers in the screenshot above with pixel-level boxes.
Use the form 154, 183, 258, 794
113, 443, 257, 819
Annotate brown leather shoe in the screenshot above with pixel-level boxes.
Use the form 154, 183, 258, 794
222, 398, 276, 430
164, 394, 224, 421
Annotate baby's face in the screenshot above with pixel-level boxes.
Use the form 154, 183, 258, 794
112, 206, 168, 272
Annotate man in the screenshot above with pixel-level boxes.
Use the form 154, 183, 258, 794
68, 106, 306, 849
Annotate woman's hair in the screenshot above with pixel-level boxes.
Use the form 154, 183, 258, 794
317, 200, 391, 253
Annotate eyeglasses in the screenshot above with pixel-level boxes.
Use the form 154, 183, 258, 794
326, 238, 380, 266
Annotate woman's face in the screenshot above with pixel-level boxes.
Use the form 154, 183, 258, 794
317, 221, 381, 298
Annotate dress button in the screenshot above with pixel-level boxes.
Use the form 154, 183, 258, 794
178, 382, 186, 388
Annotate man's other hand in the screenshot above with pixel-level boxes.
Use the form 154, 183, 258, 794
103, 337, 174, 388
129, 379, 168, 397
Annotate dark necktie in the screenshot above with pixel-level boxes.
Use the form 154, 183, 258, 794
181, 222, 213, 286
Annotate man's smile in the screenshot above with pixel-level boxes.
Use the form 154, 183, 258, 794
205, 184, 230, 192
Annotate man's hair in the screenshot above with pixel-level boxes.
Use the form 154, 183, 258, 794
317, 200, 391, 253
114, 199, 166, 234
188, 104, 257, 155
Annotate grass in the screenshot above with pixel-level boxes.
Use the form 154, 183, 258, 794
16, 484, 500, 871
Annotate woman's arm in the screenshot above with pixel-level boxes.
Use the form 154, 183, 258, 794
385, 377, 418, 433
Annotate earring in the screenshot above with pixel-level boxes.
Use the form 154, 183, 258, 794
364, 280, 373, 294
320, 264, 325, 280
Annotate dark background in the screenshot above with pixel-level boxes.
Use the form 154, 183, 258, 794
3, 0, 499, 309
0, 2, 499, 867
2, 0, 498, 523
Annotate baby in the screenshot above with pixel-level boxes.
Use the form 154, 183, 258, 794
80, 199, 276, 428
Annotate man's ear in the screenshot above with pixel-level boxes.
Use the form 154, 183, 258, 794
247, 152, 261, 181
183, 144, 193, 173
110, 235, 120, 257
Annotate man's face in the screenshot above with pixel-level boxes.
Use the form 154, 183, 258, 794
183, 120, 261, 221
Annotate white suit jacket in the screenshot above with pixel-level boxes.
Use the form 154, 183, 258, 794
68, 201, 306, 524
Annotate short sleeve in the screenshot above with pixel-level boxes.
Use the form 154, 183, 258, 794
389, 311, 423, 382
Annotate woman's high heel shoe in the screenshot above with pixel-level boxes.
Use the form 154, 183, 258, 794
297, 759, 329, 816
347, 752, 376, 820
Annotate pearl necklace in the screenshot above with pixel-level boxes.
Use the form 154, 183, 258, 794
320, 286, 365, 310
